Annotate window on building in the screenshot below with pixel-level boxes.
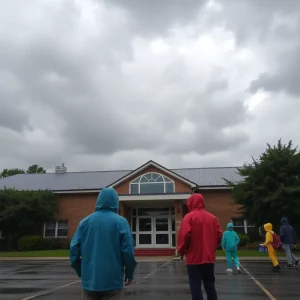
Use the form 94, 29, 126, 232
44, 221, 68, 238
232, 218, 255, 234
130, 172, 175, 194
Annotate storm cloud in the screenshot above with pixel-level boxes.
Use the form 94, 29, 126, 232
0, 0, 300, 172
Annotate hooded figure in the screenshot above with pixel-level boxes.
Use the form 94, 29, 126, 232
177, 193, 222, 300
263, 223, 280, 270
222, 223, 241, 272
70, 188, 137, 295
222, 223, 240, 251
280, 217, 296, 245
280, 217, 299, 268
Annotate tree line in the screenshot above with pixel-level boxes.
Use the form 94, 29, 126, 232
1, 164, 46, 178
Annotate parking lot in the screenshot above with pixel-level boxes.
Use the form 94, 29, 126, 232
0, 260, 299, 299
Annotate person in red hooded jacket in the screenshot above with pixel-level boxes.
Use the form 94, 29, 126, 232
178, 191, 222, 300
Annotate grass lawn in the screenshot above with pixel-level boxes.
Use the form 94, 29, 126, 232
0, 249, 285, 258
0, 250, 69, 257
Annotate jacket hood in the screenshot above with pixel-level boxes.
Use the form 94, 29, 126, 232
227, 222, 233, 230
95, 188, 119, 213
264, 223, 273, 232
281, 217, 289, 225
187, 193, 205, 211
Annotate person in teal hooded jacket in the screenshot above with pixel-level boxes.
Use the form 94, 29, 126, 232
70, 187, 137, 299
222, 223, 241, 273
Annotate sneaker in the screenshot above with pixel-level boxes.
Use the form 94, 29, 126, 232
271, 265, 280, 272
294, 261, 300, 269
285, 264, 294, 269
226, 268, 233, 273
237, 267, 242, 273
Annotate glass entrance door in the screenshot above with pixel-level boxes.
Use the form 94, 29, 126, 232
137, 217, 153, 248
154, 217, 170, 248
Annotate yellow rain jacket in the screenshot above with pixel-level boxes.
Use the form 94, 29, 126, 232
263, 223, 279, 267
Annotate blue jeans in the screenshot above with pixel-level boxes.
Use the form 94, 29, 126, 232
187, 264, 218, 300
225, 250, 240, 268
282, 244, 297, 265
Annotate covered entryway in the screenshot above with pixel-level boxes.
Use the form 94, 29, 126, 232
133, 208, 175, 248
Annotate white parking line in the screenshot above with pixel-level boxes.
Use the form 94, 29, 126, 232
135, 260, 171, 284
21, 280, 81, 300
241, 265, 277, 300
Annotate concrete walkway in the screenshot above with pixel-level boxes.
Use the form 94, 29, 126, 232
0, 256, 288, 262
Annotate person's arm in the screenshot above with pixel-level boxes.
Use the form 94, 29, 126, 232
70, 222, 82, 278
221, 232, 226, 250
263, 232, 272, 246
177, 214, 192, 257
120, 218, 137, 284
236, 232, 240, 246
216, 219, 223, 246
280, 225, 284, 242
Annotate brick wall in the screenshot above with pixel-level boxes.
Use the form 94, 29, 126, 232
114, 166, 191, 194
55, 188, 240, 241
56, 193, 98, 239
188, 189, 241, 231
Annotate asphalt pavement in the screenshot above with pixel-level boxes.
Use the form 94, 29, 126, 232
0, 260, 299, 299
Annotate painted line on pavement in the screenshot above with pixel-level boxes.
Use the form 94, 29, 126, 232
21, 280, 81, 300
241, 265, 277, 300
135, 260, 171, 284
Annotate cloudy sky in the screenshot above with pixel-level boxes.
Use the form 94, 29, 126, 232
1, 0, 300, 172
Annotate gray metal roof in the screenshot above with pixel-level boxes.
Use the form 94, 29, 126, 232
0, 167, 242, 192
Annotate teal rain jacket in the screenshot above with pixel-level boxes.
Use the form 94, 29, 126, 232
70, 188, 137, 291
221, 223, 240, 250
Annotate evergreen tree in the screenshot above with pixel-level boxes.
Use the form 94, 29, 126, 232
226, 140, 300, 232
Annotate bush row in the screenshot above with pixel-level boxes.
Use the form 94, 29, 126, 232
17, 235, 69, 251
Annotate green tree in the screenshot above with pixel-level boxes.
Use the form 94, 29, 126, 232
0, 189, 58, 249
226, 139, 300, 231
0, 168, 25, 178
26, 164, 46, 174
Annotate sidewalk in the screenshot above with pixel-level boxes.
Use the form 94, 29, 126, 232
0, 256, 287, 262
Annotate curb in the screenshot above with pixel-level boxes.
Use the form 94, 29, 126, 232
0, 256, 287, 262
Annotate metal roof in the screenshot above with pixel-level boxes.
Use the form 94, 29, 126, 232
0, 167, 242, 192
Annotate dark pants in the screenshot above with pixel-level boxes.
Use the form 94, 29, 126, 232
187, 264, 218, 300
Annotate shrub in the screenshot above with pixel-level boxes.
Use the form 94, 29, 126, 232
238, 234, 250, 247
18, 235, 43, 251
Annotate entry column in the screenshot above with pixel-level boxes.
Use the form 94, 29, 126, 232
174, 200, 183, 254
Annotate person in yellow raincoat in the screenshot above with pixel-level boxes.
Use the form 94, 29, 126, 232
263, 223, 280, 271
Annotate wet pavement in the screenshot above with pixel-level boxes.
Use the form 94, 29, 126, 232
0, 260, 299, 299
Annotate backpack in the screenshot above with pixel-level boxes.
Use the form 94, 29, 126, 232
271, 232, 282, 250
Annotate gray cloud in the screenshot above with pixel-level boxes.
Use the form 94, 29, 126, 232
103, 0, 207, 35
0, 0, 300, 173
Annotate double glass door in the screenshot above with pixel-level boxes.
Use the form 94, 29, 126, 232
137, 216, 170, 248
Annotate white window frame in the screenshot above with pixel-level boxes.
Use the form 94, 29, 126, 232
129, 172, 175, 194
43, 221, 68, 238
131, 208, 176, 248
231, 218, 255, 234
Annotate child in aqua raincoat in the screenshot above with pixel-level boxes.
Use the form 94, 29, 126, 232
222, 223, 241, 273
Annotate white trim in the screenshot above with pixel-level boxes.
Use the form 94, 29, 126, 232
44, 220, 68, 238
108, 161, 196, 188
53, 189, 101, 194
194, 186, 232, 190
119, 193, 191, 201
129, 172, 175, 194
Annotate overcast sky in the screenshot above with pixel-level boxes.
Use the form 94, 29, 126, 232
1, 0, 300, 172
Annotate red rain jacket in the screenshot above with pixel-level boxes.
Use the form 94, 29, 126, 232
177, 193, 223, 264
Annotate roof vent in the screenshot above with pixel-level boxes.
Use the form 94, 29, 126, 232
55, 163, 67, 174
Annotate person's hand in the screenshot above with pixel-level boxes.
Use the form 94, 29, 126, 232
222, 248, 225, 252
180, 256, 184, 261
294, 244, 297, 249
